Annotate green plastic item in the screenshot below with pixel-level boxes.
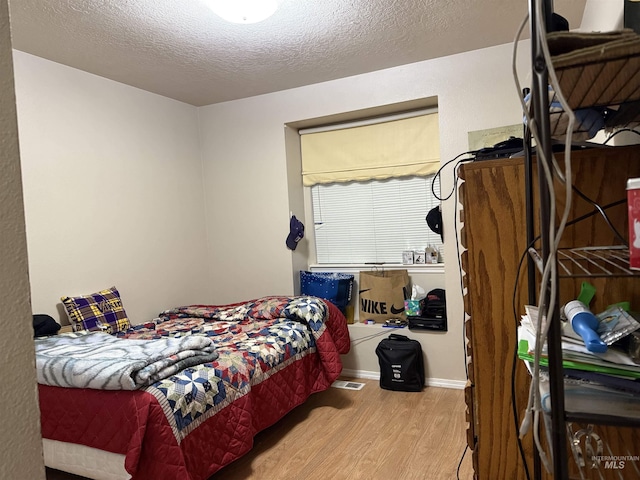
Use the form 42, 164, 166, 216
577, 281, 596, 307
606, 301, 631, 312
517, 340, 640, 379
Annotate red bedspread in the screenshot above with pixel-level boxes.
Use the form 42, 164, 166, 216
39, 296, 350, 480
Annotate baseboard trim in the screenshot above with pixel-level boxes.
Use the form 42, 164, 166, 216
425, 378, 467, 389
341, 369, 379, 381
340, 368, 466, 390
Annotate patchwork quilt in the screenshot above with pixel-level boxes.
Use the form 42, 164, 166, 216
38, 296, 350, 480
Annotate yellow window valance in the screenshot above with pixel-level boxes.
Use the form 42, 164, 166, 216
300, 112, 440, 186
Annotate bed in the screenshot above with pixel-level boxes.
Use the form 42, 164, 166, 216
37, 295, 350, 480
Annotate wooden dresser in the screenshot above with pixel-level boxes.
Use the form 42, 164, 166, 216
459, 145, 640, 479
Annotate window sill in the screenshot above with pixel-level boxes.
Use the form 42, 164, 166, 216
309, 263, 445, 274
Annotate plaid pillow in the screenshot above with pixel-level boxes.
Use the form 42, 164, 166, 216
61, 286, 131, 334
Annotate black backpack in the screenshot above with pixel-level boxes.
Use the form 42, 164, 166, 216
375, 334, 425, 392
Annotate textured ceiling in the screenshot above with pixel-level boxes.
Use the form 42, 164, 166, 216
7, 0, 586, 107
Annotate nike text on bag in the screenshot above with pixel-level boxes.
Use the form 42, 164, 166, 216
375, 334, 425, 392
358, 269, 410, 323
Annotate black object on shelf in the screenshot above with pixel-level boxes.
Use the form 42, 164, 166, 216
473, 136, 525, 161
626, 0, 640, 35
407, 315, 447, 332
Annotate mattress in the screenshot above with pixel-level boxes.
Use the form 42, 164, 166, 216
44, 439, 128, 480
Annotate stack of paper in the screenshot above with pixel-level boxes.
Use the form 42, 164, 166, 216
518, 305, 640, 418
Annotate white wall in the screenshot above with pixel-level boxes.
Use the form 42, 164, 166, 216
13, 51, 211, 325
198, 42, 532, 382
12, 40, 532, 383
0, 0, 45, 477
579, 0, 623, 32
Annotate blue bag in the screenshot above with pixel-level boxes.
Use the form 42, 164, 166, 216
300, 271, 354, 309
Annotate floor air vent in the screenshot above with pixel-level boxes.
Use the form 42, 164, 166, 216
331, 380, 365, 390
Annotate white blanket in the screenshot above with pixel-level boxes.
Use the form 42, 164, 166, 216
35, 331, 217, 390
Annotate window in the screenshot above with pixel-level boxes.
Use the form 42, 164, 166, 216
301, 109, 442, 265
311, 175, 442, 264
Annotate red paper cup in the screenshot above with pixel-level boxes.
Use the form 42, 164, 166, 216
627, 178, 640, 270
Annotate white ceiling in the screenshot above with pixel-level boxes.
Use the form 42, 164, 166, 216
7, 0, 587, 107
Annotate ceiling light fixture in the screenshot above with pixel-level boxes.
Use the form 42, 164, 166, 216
201, 0, 279, 24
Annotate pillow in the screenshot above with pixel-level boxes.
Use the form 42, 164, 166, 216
61, 286, 131, 334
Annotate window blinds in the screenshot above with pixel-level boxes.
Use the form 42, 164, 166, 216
300, 112, 440, 186
311, 175, 443, 264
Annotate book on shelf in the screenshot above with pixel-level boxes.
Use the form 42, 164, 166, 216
563, 368, 640, 395
518, 336, 640, 379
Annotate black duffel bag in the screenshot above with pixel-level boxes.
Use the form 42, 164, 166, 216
375, 334, 425, 392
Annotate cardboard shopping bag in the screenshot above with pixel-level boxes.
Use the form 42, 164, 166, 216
358, 269, 410, 323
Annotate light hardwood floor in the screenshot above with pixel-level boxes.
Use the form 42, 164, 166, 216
46, 378, 474, 480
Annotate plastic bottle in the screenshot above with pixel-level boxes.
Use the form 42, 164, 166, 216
563, 300, 607, 353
